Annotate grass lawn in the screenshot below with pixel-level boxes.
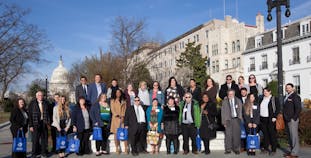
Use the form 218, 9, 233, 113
0, 112, 10, 124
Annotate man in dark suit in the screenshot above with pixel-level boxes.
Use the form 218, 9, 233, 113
283, 83, 302, 158
75, 76, 88, 103
28, 91, 50, 158
124, 96, 148, 156
219, 75, 240, 100
87, 74, 107, 106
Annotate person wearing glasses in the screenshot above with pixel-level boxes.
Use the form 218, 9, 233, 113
221, 89, 243, 155
246, 74, 263, 101
124, 96, 148, 156
178, 92, 201, 155
219, 75, 240, 100
149, 81, 164, 106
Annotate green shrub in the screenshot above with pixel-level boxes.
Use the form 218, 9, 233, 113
299, 109, 311, 145
2, 98, 14, 112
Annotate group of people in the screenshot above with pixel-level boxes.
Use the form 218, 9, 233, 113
9, 73, 302, 158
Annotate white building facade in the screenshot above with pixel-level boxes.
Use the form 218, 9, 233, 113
243, 16, 311, 100
129, 14, 265, 87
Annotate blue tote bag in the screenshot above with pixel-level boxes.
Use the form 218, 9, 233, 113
66, 134, 80, 153
240, 122, 247, 139
93, 126, 103, 140
196, 129, 201, 151
246, 128, 260, 149
12, 129, 27, 152
56, 133, 67, 150
117, 122, 128, 141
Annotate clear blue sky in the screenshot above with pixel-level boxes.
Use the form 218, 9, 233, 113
5, 0, 311, 91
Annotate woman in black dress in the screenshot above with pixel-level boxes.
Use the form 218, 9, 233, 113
10, 98, 28, 158
163, 97, 180, 154
199, 92, 217, 155
204, 78, 218, 103
247, 74, 263, 101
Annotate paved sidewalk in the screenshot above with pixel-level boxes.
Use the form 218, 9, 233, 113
1, 125, 311, 158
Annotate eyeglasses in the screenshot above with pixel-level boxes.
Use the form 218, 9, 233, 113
134, 100, 140, 102
226, 78, 232, 81
249, 77, 255, 79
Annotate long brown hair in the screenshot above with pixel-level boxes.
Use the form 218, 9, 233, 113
58, 95, 70, 118
243, 93, 255, 116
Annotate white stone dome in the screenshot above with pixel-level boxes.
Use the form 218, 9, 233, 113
49, 56, 71, 95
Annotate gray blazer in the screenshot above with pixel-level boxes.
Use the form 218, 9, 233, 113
221, 97, 243, 125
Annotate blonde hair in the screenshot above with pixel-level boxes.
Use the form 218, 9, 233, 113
58, 95, 70, 118
139, 81, 147, 88
97, 93, 107, 103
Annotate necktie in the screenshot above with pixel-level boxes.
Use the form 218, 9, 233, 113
83, 85, 87, 95
184, 104, 187, 120
230, 99, 236, 118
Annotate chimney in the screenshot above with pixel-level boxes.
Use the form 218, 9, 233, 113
256, 12, 265, 33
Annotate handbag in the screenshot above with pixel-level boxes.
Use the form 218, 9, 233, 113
147, 130, 159, 145
92, 127, 103, 140
12, 129, 27, 152
276, 114, 285, 130
116, 120, 128, 141
66, 134, 80, 153
196, 129, 202, 151
241, 122, 247, 139
246, 128, 260, 149
56, 132, 67, 150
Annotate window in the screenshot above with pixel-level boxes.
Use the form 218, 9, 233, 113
300, 21, 310, 36
261, 54, 268, 70
225, 59, 228, 69
196, 34, 199, 42
224, 43, 228, 54
249, 57, 255, 71
255, 36, 263, 48
205, 30, 209, 38
206, 45, 209, 55
236, 40, 240, 52
193, 36, 196, 42
212, 61, 215, 73
182, 41, 185, 48
188, 38, 190, 43
290, 47, 300, 65
212, 44, 218, 56
232, 41, 236, 53
216, 60, 219, 72
272, 29, 286, 42
308, 44, 311, 63
174, 45, 177, 52
232, 58, 236, 68
293, 75, 301, 94
237, 57, 241, 67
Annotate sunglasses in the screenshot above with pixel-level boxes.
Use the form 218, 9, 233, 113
226, 78, 232, 80
135, 100, 140, 102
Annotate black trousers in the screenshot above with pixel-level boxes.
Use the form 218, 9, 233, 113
181, 123, 197, 152
95, 125, 110, 152
129, 123, 147, 154
77, 129, 91, 155
51, 126, 57, 152
31, 121, 48, 157
202, 138, 210, 153
260, 117, 277, 152
165, 134, 178, 153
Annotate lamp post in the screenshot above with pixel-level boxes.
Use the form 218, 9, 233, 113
266, 0, 290, 111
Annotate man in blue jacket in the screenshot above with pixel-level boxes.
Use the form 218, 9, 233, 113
87, 74, 107, 105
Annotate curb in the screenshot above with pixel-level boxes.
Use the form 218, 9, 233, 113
0, 121, 10, 129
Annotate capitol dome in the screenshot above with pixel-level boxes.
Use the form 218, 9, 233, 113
49, 56, 71, 96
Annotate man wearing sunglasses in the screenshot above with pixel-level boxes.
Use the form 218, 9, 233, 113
178, 92, 201, 155
219, 75, 240, 100
124, 96, 148, 156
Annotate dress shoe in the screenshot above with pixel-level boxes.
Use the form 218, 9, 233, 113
141, 150, 149, 154
173, 152, 178, 154
269, 151, 276, 156
224, 151, 231, 154
192, 151, 199, 155
183, 151, 189, 155
132, 152, 139, 156
234, 151, 240, 155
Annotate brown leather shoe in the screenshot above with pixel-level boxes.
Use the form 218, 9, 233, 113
192, 151, 198, 155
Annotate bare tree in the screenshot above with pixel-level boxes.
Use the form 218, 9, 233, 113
0, 3, 49, 101
109, 16, 147, 85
